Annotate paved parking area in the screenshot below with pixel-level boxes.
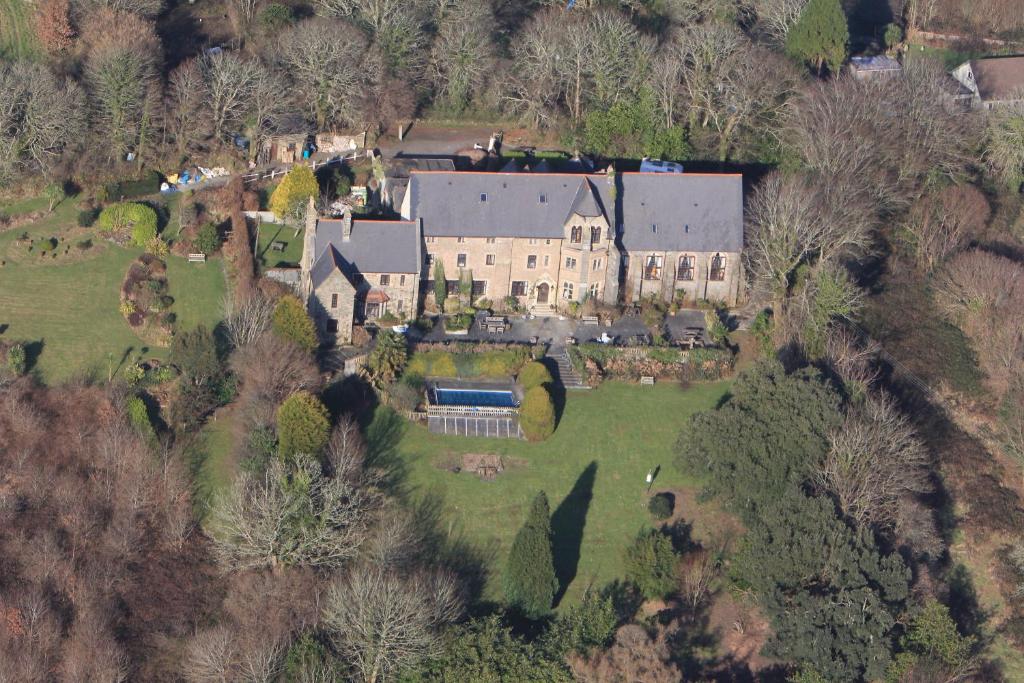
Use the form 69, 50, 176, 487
428, 415, 522, 439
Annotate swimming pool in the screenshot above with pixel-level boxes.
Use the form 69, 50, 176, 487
432, 388, 518, 408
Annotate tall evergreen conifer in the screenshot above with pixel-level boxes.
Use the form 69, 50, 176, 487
785, 0, 849, 75
505, 491, 557, 619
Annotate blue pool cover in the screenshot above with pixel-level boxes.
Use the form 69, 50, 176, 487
433, 388, 518, 408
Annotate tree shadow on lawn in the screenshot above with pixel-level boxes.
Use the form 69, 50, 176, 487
407, 490, 496, 611
551, 461, 597, 608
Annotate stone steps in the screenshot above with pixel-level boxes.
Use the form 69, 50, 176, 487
529, 304, 557, 318
551, 349, 589, 390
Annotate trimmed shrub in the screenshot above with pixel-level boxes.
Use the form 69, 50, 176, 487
194, 222, 220, 255
520, 386, 555, 441
518, 361, 553, 390
277, 391, 330, 459
273, 295, 318, 352
78, 208, 99, 227
648, 493, 674, 520
624, 528, 678, 600
97, 202, 159, 247
269, 166, 318, 220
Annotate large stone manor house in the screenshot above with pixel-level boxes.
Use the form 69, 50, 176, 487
300, 169, 743, 344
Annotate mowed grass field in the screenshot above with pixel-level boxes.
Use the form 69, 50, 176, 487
0, 0, 41, 61
392, 380, 731, 607
0, 197, 226, 383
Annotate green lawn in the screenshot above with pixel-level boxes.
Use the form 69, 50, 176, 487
0, 197, 226, 383
391, 380, 731, 607
0, 0, 41, 61
194, 409, 241, 520
256, 222, 304, 269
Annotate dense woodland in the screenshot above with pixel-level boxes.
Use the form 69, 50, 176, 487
4, 0, 1024, 681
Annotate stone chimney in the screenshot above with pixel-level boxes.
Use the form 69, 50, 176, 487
342, 210, 352, 242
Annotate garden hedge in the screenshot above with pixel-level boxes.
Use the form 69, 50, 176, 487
517, 361, 553, 390
519, 386, 555, 441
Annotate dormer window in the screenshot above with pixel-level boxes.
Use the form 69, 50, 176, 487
480, 193, 487, 202
570, 226, 583, 243
539, 193, 547, 204
652, 224, 658, 234
590, 226, 601, 244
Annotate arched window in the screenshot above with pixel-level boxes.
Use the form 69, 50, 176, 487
677, 255, 695, 281
571, 226, 583, 243
590, 226, 602, 244
709, 254, 726, 281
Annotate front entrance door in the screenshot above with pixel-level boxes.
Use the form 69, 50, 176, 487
536, 282, 549, 304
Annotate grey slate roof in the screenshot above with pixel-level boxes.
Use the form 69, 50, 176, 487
618, 173, 743, 253
568, 179, 604, 218
406, 171, 742, 253
311, 219, 419, 288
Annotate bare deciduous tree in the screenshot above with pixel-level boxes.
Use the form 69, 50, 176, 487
752, 0, 808, 45
0, 61, 85, 185
935, 250, 1024, 396
223, 292, 275, 349
82, 9, 161, 161
568, 622, 684, 683
745, 172, 874, 303
279, 19, 367, 129
903, 183, 990, 272
430, 0, 495, 113
787, 58, 980, 212
231, 332, 321, 428
202, 52, 260, 142
166, 59, 208, 159
77, 0, 164, 18
208, 453, 372, 571
323, 565, 462, 683
504, 9, 564, 128
984, 100, 1024, 189
815, 393, 932, 530
678, 548, 719, 609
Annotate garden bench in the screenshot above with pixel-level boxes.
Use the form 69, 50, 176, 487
482, 315, 507, 333
187, 253, 206, 263
640, 376, 655, 385
581, 315, 599, 325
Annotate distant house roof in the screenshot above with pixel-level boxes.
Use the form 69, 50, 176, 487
967, 56, 1024, 102
849, 55, 902, 72
311, 219, 419, 288
406, 171, 743, 253
384, 157, 457, 208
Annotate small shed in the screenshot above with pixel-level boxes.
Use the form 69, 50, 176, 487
848, 55, 902, 80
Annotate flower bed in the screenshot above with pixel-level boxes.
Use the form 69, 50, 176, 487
568, 344, 734, 384
406, 345, 533, 379
119, 254, 176, 345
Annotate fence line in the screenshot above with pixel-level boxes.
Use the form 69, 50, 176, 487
427, 405, 519, 417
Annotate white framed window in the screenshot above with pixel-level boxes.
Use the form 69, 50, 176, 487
562, 282, 574, 299
457, 253, 467, 268
592, 258, 602, 270
486, 254, 495, 265
330, 293, 338, 309
710, 254, 726, 281
589, 283, 600, 298
527, 255, 537, 269
380, 274, 390, 286
643, 255, 663, 280
457, 236, 466, 243
565, 257, 577, 269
